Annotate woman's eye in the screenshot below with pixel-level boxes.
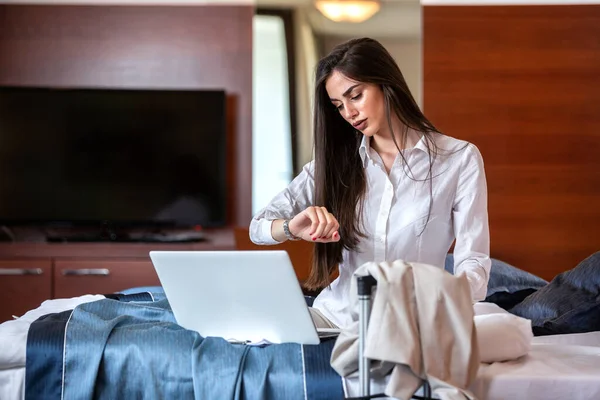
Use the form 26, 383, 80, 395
351, 93, 362, 101
336, 104, 343, 110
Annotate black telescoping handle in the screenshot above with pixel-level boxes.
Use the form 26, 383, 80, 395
357, 275, 377, 296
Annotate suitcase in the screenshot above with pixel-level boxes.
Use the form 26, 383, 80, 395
352, 275, 432, 400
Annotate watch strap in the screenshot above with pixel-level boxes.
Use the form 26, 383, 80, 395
283, 219, 301, 241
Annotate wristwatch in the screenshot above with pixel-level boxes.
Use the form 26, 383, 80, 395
282, 219, 301, 241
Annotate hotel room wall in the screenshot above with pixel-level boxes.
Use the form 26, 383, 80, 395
0, 4, 253, 226
423, 5, 600, 280
0, 4, 252, 321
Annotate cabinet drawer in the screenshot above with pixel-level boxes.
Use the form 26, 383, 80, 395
0, 259, 52, 323
54, 259, 160, 299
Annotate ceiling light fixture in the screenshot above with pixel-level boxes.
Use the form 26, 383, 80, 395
315, 0, 381, 23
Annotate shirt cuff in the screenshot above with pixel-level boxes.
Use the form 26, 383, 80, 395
466, 272, 487, 303
261, 219, 283, 245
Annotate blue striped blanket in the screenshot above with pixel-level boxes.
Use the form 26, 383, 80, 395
25, 292, 344, 400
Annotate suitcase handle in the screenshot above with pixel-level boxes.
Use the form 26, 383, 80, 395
357, 275, 377, 296
355, 274, 432, 400
357, 275, 376, 397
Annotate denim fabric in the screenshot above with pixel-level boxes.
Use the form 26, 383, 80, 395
192, 337, 342, 399
484, 288, 538, 311
26, 295, 343, 399
104, 291, 156, 302
118, 285, 164, 295
305, 295, 315, 307
25, 293, 169, 400
510, 251, 600, 335
303, 337, 344, 400
25, 310, 73, 400
65, 299, 194, 400
444, 254, 548, 298
193, 337, 305, 399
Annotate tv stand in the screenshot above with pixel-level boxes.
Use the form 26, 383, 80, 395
45, 229, 206, 244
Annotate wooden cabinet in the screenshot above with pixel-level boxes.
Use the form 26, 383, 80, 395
0, 259, 52, 323
54, 259, 160, 299
0, 228, 236, 321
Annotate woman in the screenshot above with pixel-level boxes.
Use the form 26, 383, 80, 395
250, 38, 490, 329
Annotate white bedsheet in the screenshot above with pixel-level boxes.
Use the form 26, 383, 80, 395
0, 368, 25, 400
0, 295, 104, 400
473, 343, 600, 400
344, 332, 600, 400
3, 297, 600, 400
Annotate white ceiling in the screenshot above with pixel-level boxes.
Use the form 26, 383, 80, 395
256, 0, 422, 39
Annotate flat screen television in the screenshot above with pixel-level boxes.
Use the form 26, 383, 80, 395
0, 86, 228, 231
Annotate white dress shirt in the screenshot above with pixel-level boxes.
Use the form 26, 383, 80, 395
249, 133, 491, 328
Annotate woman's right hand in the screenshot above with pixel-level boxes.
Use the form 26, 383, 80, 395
288, 206, 340, 243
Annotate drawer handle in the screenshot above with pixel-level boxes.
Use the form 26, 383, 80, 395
62, 268, 110, 276
0, 268, 43, 276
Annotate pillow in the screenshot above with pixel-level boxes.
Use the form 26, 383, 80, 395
445, 254, 548, 297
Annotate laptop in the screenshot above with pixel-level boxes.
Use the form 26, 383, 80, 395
149, 250, 333, 345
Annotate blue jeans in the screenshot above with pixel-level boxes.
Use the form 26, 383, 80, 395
26, 294, 343, 400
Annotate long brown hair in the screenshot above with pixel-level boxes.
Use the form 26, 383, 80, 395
303, 37, 442, 291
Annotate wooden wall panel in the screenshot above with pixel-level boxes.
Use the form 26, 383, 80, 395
423, 5, 600, 280
0, 5, 253, 226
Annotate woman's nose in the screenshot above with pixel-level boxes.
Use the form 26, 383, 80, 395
344, 106, 358, 120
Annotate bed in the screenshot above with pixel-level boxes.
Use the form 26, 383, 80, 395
1, 252, 599, 400
342, 331, 600, 400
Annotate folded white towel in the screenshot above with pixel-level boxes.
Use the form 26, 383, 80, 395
474, 307, 533, 363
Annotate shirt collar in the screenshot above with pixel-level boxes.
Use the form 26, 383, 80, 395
358, 131, 430, 168
358, 135, 371, 168
412, 133, 429, 153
